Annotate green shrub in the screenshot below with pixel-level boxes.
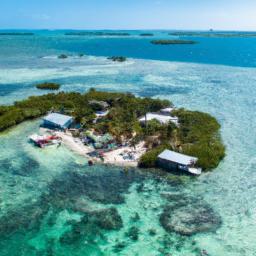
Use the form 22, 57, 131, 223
107, 56, 127, 62
36, 82, 61, 90
174, 109, 225, 170
139, 144, 172, 168
151, 40, 197, 45
58, 54, 68, 59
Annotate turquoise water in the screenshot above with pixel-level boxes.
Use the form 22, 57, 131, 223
0, 31, 256, 256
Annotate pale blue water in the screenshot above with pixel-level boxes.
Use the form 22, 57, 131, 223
0, 31, 256, 256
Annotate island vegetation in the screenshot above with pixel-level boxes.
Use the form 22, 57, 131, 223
0, 89, 225, 171
169, 32, 256, 38
107, 56, 127, 62
35, 82, 61, 90
151, 40, 197, 45
58, 54, 68, 59
140, 33, 154, 36
0, 32, 34, 36
65, 32, 130, 36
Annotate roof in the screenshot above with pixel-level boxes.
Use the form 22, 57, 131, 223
160, 107, 174, 113
96, 110, 109, 117
139, 113, 178, 125
158, 150, 198, 166
43, 113, 73, 127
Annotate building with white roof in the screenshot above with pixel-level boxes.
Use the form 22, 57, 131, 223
160, 107, 175, 115
157, 149, 201, 175
42, 113, 73, 129
139, 113, 179, 125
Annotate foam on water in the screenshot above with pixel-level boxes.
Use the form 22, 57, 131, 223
1, 55, 256, 255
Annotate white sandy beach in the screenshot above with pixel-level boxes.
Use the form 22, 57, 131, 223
43, 129, 146, 167
103, 142, 146, 167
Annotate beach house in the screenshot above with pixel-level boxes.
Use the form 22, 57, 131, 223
42, 113, 73, 130
157, 149, 202, 175
160, 107, 175, 115
139, 113, 179, 125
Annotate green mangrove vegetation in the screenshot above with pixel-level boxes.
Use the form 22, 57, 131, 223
169, 31, 256, 38
139, 109, 225, 170
65, 32, 130, 36
151, 40, 197, 45
0, 89, 224, 171
0, 32, 34, 36
173, 109, 225, 169
107, 56, 127, 62
35, 82, 61, 90
58, 54, 68, 59
140, 33, 154, 36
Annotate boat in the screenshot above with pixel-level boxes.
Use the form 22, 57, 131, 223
188, 167, 202, 175
29, 134, 62, 148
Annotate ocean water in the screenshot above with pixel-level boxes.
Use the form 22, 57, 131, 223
0, 31, 256, 256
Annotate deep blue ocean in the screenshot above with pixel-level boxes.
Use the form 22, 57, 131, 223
0, 30, 256, 256
1, 30, 256, 67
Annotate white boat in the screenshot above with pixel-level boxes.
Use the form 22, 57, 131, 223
188, 167, 202, 175
29, 134, 62, 148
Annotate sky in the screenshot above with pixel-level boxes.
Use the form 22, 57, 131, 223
1, 0, 256, 30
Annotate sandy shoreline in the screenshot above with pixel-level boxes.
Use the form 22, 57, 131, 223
50, 130, 146, 167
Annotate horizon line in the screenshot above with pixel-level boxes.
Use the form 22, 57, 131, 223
0, 28, 256, 32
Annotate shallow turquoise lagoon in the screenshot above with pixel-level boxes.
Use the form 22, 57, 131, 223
0, 32, 256, 255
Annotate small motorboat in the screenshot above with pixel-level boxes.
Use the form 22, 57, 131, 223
188, 167, 202, 175
29, 134, 62, 148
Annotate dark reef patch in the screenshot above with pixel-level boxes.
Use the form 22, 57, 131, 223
160, 194, 222, 236
0, 165, 145, 241
0, 202, 49, 238
0, 155, 40, 177
60, 207, 123, 245
92, 207, 123, 230
46, 168, 144, 205
125, 226, 140, 241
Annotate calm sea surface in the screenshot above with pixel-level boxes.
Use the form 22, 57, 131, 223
0, 30, 256, 256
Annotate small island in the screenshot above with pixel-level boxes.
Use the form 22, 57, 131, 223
169, 31, 256, 38
140, 33, 154, 36
58, 54, 68, 59
65, 32, 130, 36
35, 82, 61, 90
151, 40, 197, 45
0, 32, 34, 36
0, 89, 225, 173
107, 56, 127, 62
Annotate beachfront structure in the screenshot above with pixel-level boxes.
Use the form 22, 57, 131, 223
95, 110, 109, 118
160, 107, 175, 115
157, 149, 202, 175
139, 113, 179, 125
42, 113, 73, 130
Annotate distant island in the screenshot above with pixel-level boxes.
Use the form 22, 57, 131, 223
58, 54, 68, 59
140, 33, 154, 36
169, 32, 256, 38
36, 82, 61, 90
151, 40, 197, 45
65, 32, 130, 36
0, 32, 34, 36
107, 56, 127, 62
0, 89, 225, 172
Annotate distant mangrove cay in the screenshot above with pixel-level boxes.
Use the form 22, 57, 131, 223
151, 40, 197, 45
65, 32, 130, 36
36, 82, 61, 90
